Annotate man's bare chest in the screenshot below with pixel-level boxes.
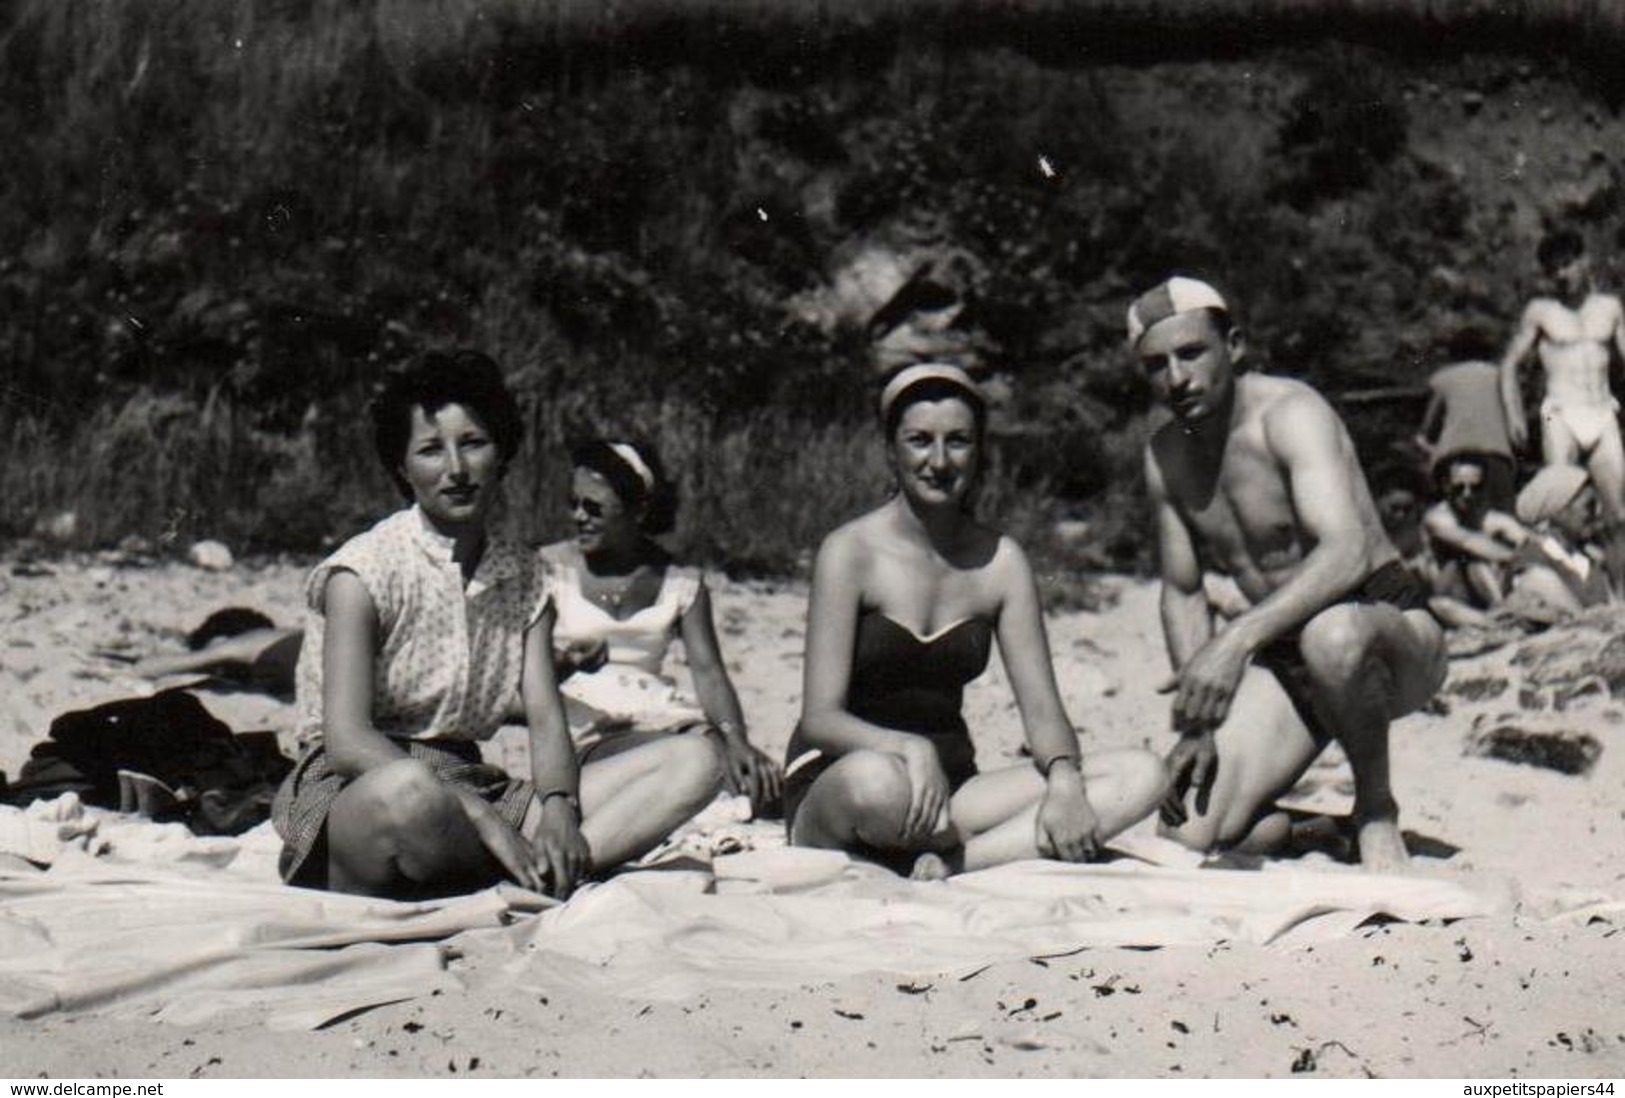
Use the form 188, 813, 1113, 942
1537, 297, 1619, 345
1173, 447, 1299, 562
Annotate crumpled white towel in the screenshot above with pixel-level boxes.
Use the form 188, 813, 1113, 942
0, 797, 1536, 1027
487, 850, 1512, 1001
0, 794, 105, 864
0, 798, 553, 1030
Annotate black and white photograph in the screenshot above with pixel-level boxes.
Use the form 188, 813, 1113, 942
2, 0, 1623, 1081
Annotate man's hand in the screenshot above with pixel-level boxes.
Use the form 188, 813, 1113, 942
1160, 728, 1218, 828
1035, 763, 1101, 862
531, 796, 592, 898
898, 736, 950, 842
1171, 634, 1250, 730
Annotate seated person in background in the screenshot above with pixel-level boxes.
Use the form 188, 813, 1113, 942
1371, 468, 1434, 585
1421, 453, 1529, 625
784, 364, 1166, 878
272, 352, 722, 899
540, 439, 781, 817
1507, 465, 1613, 620
1134, 275, 1446, 871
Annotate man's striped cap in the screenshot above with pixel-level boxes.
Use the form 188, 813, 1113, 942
1126, 276, 1229, 348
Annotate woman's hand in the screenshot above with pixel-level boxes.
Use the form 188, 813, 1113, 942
1035, 762, 1102, 862
898, 737, 950, 843
531, 795, 592, 899
715, 732, 784, 817
557, 637, 609, 679
458, 794, 546, 893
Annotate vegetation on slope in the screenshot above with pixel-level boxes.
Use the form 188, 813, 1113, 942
4, 1, 1623, 579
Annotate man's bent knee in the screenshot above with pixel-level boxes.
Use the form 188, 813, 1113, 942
1159, 806, 1252, 854
1297, 604, 1379, 690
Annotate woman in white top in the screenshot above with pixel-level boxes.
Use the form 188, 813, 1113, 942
271, 353, 723, 898
541, 439, 782, 815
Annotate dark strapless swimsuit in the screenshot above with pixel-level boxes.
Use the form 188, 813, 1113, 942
782, 610, 994, 831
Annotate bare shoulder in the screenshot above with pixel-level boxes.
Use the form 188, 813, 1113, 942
1252, 377, 1357, 467
988, 530, 1033, 574
1523, 296, 1561, 325
813, 509, 883, 575
1252, 374, 1339, 430
1422, 501, 1460, 535
982, 532, 1039, 603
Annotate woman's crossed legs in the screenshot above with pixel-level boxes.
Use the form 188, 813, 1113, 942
790, 746, 1166, 876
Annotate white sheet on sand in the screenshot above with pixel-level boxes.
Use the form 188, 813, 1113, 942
0, 795, 1524, 1029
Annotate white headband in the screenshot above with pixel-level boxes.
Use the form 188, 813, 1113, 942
607, 442, 656, 494
879, 363, 983, 423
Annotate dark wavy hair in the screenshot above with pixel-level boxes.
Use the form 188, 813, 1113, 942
1537, 228, 1585, 274
371, 350, 525, 500
569, 438, 678, 535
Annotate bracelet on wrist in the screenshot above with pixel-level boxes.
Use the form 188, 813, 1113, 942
715, 718, 746, 739
538, 789, 581, 816
1038, 754, 1080, 779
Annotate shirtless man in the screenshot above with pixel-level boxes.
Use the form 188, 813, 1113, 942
1500, 229, 1625, 587
1421, 453, 1528, 620
1133, 277, 1447, 871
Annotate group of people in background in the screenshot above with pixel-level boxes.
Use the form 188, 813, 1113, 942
267, 227, 1625, 901
1387, 228, 1624, 632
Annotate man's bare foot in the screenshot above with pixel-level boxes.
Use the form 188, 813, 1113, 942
909, 852, 951, 881
1354, 816, 1411, 872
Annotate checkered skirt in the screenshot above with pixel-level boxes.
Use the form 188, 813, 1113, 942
271, 737, 533, 886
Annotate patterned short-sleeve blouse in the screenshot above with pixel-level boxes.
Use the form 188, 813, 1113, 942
293, 507, 551, 747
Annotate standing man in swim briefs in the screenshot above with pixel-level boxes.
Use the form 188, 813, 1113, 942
1134, 277, 1447, 871
1499, 228, 1625, 590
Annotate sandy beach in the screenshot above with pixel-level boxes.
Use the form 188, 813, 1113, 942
1, 553, 1622, 1078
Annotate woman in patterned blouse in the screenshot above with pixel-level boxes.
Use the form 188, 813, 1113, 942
272, 351, 722, 898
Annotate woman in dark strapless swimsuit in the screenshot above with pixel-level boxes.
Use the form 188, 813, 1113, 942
783, 364, 1167, 877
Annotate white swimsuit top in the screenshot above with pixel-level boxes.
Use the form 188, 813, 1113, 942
539, 543, 709, 742
543, 542, 702, 674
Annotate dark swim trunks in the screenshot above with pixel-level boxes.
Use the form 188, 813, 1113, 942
1250, 559, 1432, 730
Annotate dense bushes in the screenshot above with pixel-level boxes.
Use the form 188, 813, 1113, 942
4, 0, 1624, 580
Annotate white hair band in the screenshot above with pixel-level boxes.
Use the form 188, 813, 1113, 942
878, 363, 982, 422
608, 442, 656, 493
